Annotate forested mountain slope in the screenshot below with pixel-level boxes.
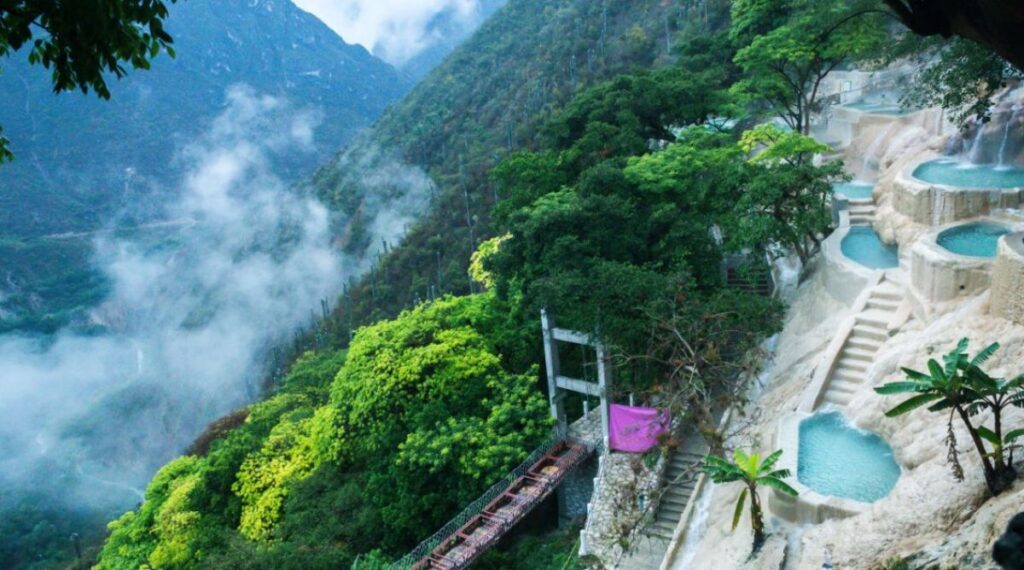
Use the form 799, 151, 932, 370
90, 2, 717, 568
310, 0, 693, 329
0, 0, 408, 333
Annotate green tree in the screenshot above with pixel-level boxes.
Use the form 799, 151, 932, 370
727, 123, 844, 265
0, 0, 176, 161
896, 36, 1023, 129
703, 449, 797, 550
730, 0, 887, 134
875, 338, 1024, 495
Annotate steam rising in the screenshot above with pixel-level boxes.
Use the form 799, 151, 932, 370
0, 86, 428, 520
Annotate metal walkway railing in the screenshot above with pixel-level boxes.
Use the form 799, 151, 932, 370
391, 434, 596, 569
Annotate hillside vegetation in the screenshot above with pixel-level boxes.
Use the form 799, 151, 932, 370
92, 0, 1022, 568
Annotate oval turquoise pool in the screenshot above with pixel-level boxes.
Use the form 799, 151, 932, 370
841, 227, 899, 269
913, 159, 1024, 189
833, 181, 875, 200
798, 412, 900, 503
937, 221, 1010, 258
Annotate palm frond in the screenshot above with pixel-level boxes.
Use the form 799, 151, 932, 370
970, 342, 1000, 367
758, 449, 783, 474
976, 425, 999, 445
875, 381, 923, 395
885, 392, 944, 417
731, 488, 747, 531
901, 367, 932, 382
759, 476, 798, 497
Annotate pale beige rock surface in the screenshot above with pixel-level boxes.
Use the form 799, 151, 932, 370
675, 262, 1024, 570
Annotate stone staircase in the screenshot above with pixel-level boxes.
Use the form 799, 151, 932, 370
647, 450, 704, 541
725, 265, 774, 297
819, 278, 903, 407
616, 441, 705, 569
847, 198, 876, 226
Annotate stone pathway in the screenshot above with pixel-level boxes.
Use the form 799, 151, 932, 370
616, 430, 707, 569
818, 276, 904, 408
848, 197, 876, 225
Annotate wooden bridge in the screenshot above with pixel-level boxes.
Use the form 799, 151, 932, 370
392, 437, 594, 570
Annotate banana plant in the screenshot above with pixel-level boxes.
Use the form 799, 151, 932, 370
875, 338, 1023, 495
703, 449, 797, 550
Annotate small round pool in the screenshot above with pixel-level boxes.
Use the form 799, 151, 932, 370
798, 412, 900, 503
913, 159, 1024, 189
841, 227, 899, 269
937, 221, 1011, 258
833, 181, 875, 200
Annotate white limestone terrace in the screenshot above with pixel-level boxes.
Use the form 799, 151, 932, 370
663, 82, 1024, 569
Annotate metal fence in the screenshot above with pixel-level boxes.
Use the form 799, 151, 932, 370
391, 433, 595, 569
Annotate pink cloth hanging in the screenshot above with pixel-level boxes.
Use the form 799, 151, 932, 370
608, 404, 670, 453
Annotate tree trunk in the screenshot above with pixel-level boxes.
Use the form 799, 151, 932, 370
956, 405, 1001, 494
749, 483, 765, 551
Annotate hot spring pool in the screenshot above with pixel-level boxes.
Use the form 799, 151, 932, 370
798, 412, 900, 503
937, 222, 1011, 258
913, 159, 1024, 189
841, 101, 908, 115
841, 227, 899, 269
833, 181, 875, 200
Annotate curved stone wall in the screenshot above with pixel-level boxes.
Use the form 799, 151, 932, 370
890, 166, 1024, 226
909, 227, 997, 305
769, 413, 867, 524
991, 232, 1024, 325
821, 226, 875, 306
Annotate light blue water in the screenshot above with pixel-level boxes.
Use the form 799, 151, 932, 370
833, 181, 875, 200
913, 159, 1024, 189
842, 101, 910, 116
841, 227, 899, 269
937, 222, 1010, 258
798, 412, 900, 502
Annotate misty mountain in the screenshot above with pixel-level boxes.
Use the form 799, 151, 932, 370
397, 0, 508, 79
0, 0, 409, 332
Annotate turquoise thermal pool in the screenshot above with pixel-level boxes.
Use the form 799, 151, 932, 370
937, 222, 1011, 258
841, 227, 899, 269
798, 412, 900, 503
913, 159, 1024, 189
841, 100, 910, 115
833, 181, 875, 200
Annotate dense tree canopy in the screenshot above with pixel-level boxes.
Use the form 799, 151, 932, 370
730, 0, 888, 133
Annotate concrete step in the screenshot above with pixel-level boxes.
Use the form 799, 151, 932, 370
828, 377, 862, 394
661, 492, 692, 506
825, 391, 853, 406
873, 287, 903, 302
852, 324, 888, 342
836, 357, 868, 372
847, 337, 882, 352
855, 313, 889, 329
842, 347, 876, 362
831, 368, 863, 383
850, 216, 874, 224
866, 299, 899, 312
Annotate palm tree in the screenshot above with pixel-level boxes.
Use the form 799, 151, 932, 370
875, 338, 1024, 495
703, 449, 797, 550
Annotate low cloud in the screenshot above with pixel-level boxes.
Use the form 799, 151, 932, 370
293, 0, 488, 65
0, 85, 429, 523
